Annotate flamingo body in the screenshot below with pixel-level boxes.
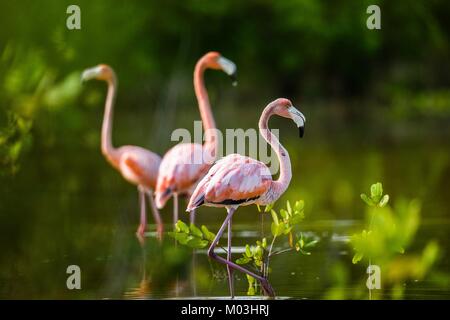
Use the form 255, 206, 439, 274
155, 143, 210, 207
186, 98, 306, 298
187, 154, 273, 210
116, 145, 161, 189
81, 64, 163, 240
154, 52, 237, 220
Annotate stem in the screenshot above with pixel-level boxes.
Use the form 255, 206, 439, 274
269, 247, 294, 257
265, 235, 277, 279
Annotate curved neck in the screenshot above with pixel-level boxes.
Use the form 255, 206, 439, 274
102, 75, 119, 167
258, 105, 292, 198
194, 58, 217, 153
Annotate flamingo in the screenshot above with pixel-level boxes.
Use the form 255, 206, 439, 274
81, 64, 163, 241
186, 98, 306, 298
155, 52, 237, 225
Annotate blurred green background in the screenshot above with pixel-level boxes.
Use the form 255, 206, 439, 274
0, 0, 449, 299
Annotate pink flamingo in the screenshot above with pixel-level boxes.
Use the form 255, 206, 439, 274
81, 64, 163, 241
155, 52, 237, 225
186, 98, 306, 297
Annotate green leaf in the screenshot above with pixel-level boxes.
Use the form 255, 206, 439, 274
279, 209, 288, 219
201, 225, 215, 241
286, 200, 292, 215
236, 256, 252, 265
264, 203, 274, 213
190, 223, 203, 238
370, 182, 383, 202
295, 200, 305, 212
262, 238, 267, 249
379, 194, 389, 207
304, 239, 319, 248
352, 252, 364, 264
270, 209, 279, 225
245, 244, 252, 257
272, 222, 286, 237
289, 211, 305, 225
299, 237, 305, 248
174, 232, 190, 245
176, 220, 190, 233
255, 246, 264, 259
186, 237, 209, 249
360, 193, 374, 206
283, 226, 293, 235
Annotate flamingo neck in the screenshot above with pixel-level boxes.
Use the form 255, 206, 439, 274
194, 58, 217, 156
258, 105, 292, 200
102, 75, 119, 168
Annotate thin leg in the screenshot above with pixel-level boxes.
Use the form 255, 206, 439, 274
136, 186, 147, 243
173, 193, 179, 228
146, 189, 164, 242
208, 207, 275, 298
227, 216, 234, 298
189, 208, 196, 225
173, 193, 179, 297
189, 207, 197, 296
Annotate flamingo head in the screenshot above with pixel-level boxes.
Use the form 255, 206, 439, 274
272, 98, 306, 138
202, 51, 237, 85
81, 64, 115, 82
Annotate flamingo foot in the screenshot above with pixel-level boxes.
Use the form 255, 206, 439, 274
156, 223, 164, 243
136, 224, 146, 238
260, 278, 276, 298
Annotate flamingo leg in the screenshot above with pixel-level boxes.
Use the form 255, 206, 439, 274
189, 208, 196, 225
146, 189, 164, 242
136, 186, 147, 241
227, 216, 234, 298
173, 193, 179, 228
189, 207, 197, 296
208, 207, 275, 298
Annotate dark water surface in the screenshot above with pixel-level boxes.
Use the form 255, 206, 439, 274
1, 138, 449, 299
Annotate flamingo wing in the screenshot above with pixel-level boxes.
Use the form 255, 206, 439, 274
187, 154, 272, 210
118, 146, 161, 189
155, 143, 211, 208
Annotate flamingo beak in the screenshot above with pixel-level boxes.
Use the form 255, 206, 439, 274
299, 125, 305, 138
217, 56, 237, 86
288, 106, 306, 138
81, 66, 101, 82
229, 72, 238, 87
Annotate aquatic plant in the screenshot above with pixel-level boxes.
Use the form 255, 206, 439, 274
349, 182, 440, 299
170, 200, 317, 296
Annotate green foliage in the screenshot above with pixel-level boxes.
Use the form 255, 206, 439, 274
246, 274, 257, 296
360, 182, 389, 208
237, 200, 316, 295
270, 200, 305, 237
170, 200, 316, 296
236, 239, 267, 267
349, 182, 440, 299
0, 112, 32, 175
168, 220, 215, 249
295, 232, 319, 255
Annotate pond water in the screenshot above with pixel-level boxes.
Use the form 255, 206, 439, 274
0, 108, 449, 299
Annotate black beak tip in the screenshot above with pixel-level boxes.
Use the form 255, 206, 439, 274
299, 126, 305, 138
230, 72, 237, 86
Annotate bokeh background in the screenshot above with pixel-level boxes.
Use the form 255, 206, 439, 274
0, 0, 449, 299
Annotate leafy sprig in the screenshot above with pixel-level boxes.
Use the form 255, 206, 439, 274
168, 220, 215, 249
360, 182, 389, 208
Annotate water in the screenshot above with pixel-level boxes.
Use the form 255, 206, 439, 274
0, 213, 448, 299
0, 108, 449, 299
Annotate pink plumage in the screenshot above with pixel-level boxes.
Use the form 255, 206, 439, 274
185, 98, 306, 298
187, 154, 272, 210
154, 52, 237, 214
